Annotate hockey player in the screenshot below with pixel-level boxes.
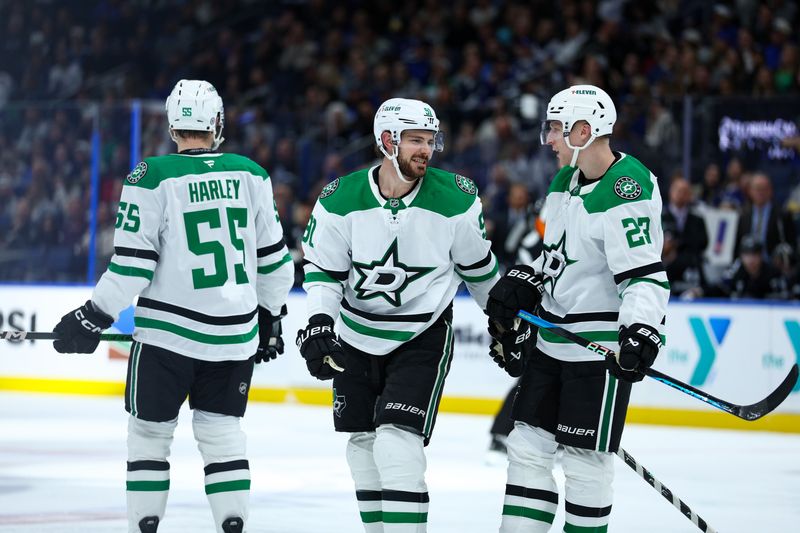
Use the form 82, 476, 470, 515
51, 80, 294, 533
486, 85, 669, 532
296, 97, 500, 532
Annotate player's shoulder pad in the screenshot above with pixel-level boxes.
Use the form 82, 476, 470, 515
221, 153, 271, 181
318, 168, 380, 215
583, 153, 656, 214
410, 167, 478, 217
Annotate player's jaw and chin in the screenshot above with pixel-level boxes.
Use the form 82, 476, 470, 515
397, 152, 428, 180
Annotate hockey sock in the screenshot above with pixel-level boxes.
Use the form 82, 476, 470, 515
347, 432, 384, 533
561, 446, 613, 532
500, 422, 559, 533
192, 409, 250, 533
126, 416, 177, 533
372, 425, 428, 533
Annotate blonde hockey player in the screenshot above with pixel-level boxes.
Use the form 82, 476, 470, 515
296, 97, 500, 532
486, 85, 669, 532
52, 80, 294, 533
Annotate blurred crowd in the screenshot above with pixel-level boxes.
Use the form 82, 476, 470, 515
1, 0, 800, 300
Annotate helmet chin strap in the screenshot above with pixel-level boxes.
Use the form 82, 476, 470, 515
564, 132, 597, 167
380, 142, 417, 185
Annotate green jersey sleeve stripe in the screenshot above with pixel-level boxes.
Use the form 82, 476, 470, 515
540, 329, 618, 344
256, 253, 292, 274
304, 271, 343, 284
108, 262, 154, 280
457, 260, 498, 282
623, 277, 671, 291
340, 313, 415, 341
134, 317, 258, 345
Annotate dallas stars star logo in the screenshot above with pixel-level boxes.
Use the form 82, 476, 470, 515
541, 232, 577, 296
352, 238, 434, 307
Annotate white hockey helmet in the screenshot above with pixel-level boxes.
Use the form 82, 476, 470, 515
166, 79, 225, 149
540, 84, 616, 166
373, 97, 444, 155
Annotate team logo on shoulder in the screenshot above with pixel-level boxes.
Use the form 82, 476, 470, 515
613, 176, 641, 200
320, 177, 340, 198
455, 174, 476, 195
127, 161, 148, 184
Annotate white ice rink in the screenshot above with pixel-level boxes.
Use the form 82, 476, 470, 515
0, 391, 798, 533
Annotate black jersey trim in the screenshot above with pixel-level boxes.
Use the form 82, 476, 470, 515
539, 309, 619, 324
115, 247, 159, 262
456, 250, 493, 271
127, 460, 170, 472
381, 490, 430, 503
137, 297, 257, 325
613, 262, 665, 284
341, 297, 433, 323
302, 259, 349, 281
204, 459, 250, 475
355, 490, 382, 501
565, 500, 612, 517
257, 238, 286, 258
505, 484, 559, 504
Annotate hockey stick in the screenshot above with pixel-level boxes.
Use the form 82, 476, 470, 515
517, 310, 799, 421
0, 331, 132, 342
616, 447, 718, 533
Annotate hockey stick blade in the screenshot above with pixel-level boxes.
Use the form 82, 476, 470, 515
0, 331, 132, 342
517, 310, 799, 421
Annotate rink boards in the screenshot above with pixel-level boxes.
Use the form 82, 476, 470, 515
0, 286, 798, 433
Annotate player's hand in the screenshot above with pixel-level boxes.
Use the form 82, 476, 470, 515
296, 314, 345, 380
53, 300, 114, 354
254, 305, 286, 364
607, 323, 662, 383
488, 318, 535, 378
486, 265, 544, 330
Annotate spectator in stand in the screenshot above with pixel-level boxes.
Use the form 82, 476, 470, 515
697, 162, 724, 208
491, 182, 537, 270
735, 172, 797, 258
719, 236, 783, 299
662, 177, 709, 299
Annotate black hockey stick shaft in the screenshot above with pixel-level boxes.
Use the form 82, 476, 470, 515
616, 447, 718, 533
517, 310, 799, 421
0, 331, 132, 342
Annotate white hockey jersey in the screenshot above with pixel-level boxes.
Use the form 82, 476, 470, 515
533, 152, 669, 361
302, 166, 499, 355
92, 152, 294, 361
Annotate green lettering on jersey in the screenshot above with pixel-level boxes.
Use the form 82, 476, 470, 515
230, 179, 240, 199
208, 179, 220, 200
198, 181, 211, 202
189, 182, 199, 203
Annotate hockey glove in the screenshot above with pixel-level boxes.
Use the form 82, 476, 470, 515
254, 305, 287, 364
486, 265, 545, 330
53, 300, 114, 354
607, 323, 662, 383
488, 318, 535, 378
296, 314, 345, 380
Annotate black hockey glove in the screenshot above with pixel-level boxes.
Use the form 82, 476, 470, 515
254, 305, 287, 364
607, 323, 662, 383
488, 318, 535, 378
486, 265, 545, 330
53, 300, 114, 354
296, 314, 345, 380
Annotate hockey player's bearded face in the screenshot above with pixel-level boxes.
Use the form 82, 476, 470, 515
397, 131, 434, 180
